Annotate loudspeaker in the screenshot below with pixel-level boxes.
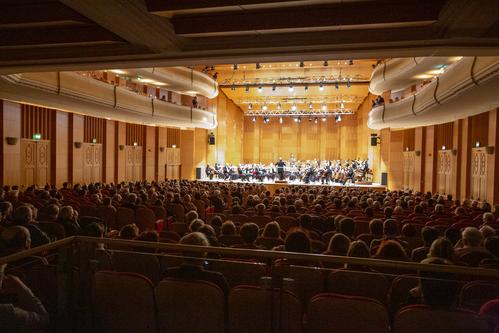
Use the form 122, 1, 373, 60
196, 167, 202, 180
371, 136, 378, 146
381, 172, 388, 186
208, 134, 215, 145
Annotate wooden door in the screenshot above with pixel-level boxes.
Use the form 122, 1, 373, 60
125, 146, 134, 182
83, 144, 93, 184
402, 151, 415, 190
133, 147, 143, 181
166, 147, 181, 180
437, 150, 453, 195
93, 144, 102, 182
471, 148, 487, 201
21, 139, 36, 186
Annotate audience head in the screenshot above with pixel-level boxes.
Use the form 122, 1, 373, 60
383, 219, 398, 237
0, 226, 31, 254
119, 224, 139, 240
220, 221, 236, 236
444, 227, 461, 246
285, 229, 311, 253
339, 217, 355, 238
480, 225, 496, 240
484, 236, 499, 258
58, 206, 74, 220
428, 237, 454, 261
239, 223, 259, 245
262, 221, 281, 238
327, 233, 351, 256
189, 219, 204, 232
185, 210, 199, 224
421, 226, 439, 247
179, 232, 210, 261
13, 205, 33, 225
375, 240, 408, 261
347, 240, 370, 258
369, 218, 384, 236
462, 227, 483, 247
401, 223, 417, 238
483, 212, 496, 225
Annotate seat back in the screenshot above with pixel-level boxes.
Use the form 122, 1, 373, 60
219, 234, 243, 247
38, 222, 66, 240
136, 207, 156, 231
95, 206, 116, 230
171, 222, 188, 236
275, 216, 299, 231
306, 293, 389, 333
327, 269, 389, 304
151, 205, 167, 221
115, 207, 136, 230
112, 251, 161, 285
229, 285, 302, 333
255, 237, 284, 250
155, 279, 225, 333
94, 271, 157, 333
273, 265, 325, 306
460, 281, 499, 312
393, 305, 488, 333
250, 215, 272, 228
172, 204, 185, 223
388, 274, 420, 315
210, 260, 266, 288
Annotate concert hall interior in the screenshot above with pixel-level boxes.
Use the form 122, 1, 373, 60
2, 1, 499, 332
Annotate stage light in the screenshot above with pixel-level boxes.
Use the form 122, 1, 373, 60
323, 60, 328, 67
252, 116, 256, 122
340, 102, 344, 109
347, 79, 351, 88
336, 115, 342, 123
277, 102, 281, 110
299, 61, 304, 68
279, 117, 283, 124
335, 82, 339, 90
291, 104, 297, 111
442, 145, 446, 150
322, 117, 327, 122
308, 102, 313, 109
258, 86, 263, 93
272, 84, 276, 91
319, 83, 324, 91
349, 59, 354, 65
288, 85, 294, 92
314, 117, 318, 124
245, 84, 250, 92
256, 63, 261, 69
309, 116, 313, 122
248, 103, 252, 110
475, 141, 480, 147
304, 85, 308, 91
322, 103, 327, 111
233, 64, 238, 70
262, 103, 268, 111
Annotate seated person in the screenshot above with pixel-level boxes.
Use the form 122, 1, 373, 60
370, 219, 408, 255
411, 226, 439, 262
55, 206, 82, 236
255, 221, 284, 250
12, 206, 50, 248
118, 224, 139, 240
162, 232, 229, 296
232, 223, 263, 250
479, 236, 499, 269
0, 273, 49, 332
455, 227, 494, 266
356, 218, 383, 245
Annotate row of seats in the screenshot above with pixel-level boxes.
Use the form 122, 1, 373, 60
94, 270, 489, 333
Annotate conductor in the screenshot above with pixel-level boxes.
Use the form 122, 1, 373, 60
276, 158, 286, 181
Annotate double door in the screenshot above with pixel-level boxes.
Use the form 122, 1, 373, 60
21, 139, 50, 186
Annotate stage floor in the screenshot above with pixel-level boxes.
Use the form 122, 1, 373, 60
199, 178, 386, 191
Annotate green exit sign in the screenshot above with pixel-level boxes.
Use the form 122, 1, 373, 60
32, 133, 42, 140
92, 138, 97, 144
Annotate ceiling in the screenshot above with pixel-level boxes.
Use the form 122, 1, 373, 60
1, 0, 499, 74
211, 60, 375, 116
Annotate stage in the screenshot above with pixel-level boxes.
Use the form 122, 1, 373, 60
198, 178, 386, 192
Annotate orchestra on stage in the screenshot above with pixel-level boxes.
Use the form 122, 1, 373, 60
204, 157, 372, 185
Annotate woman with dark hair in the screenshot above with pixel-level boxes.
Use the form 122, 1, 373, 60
374, 240, 409, 261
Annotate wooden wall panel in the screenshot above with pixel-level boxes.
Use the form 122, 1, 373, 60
156, 127, 167, 180
53, 111, 68, 186
103, 120, 115, 183
437, 150, 453, 195
180, 130, 194, 179
471, 112, 489, 147
84, 115, 105, 143
115, 122, 126, 183
470, 148, 487, 201
167, 128, 181, 148
436, 122, 454, 150
144, 126, 156, 181
82, 143, 102, 183
2, 101, 21, 186
126, 123, 144, 146
21, 104, 54, 140
70, 114, 84, 184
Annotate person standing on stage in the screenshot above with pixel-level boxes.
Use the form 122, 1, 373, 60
276, 158, 286, 181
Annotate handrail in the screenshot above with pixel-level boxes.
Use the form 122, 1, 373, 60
2, 236, 499, 278
76, 236, 499, 278
0, 237, 75, 265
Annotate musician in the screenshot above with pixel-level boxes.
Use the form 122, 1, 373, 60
276, 158, 286, 181
205, 164, 214, 180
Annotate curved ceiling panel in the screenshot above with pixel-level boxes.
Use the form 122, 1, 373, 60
0, 72, 217, 129
368, 57, 499, 129
369, 57, 462, 95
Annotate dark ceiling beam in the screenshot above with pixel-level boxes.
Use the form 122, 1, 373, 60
60, 0, 181, 52
1, 2, 90, 26
0, 26, 123, 47
171, 1, 444, 36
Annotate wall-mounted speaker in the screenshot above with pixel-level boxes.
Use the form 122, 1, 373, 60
381, 172, 388, 186
119, 144, 125, 151
74, 142, 82, 149
370, 136, 378, 146
6, 137, 18, 145
208, 134, 215, 145
196, 167, 202, 180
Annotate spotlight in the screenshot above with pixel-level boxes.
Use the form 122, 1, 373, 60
322, 117, 327, 122
309, 116, 313, 122
272, 84, 276, 91
279, 117, 283, 124
340, 102, 344, 109
323, 60, 328, 67
299, 61, 304, 68
319, 83, 324, 91
322, 103, 327, 111
288, 85, 294, 92
258, 86, 263, 93
245, 84, 250, 92
347, 79, 351, 88
277, 103, 281, 110
256, 63, 261, 69
335, 81, 339, 90
233, 64, 238, 70
308, 102, 313, 109
291, 104, 297, 111
349, 59, 354, 65
252, 116, 256, 122
248, 103, 252, 110
262, 104, 268, 111
304, 85, 308, 91
294, 117, 299, 123
314, 117, 318, 124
